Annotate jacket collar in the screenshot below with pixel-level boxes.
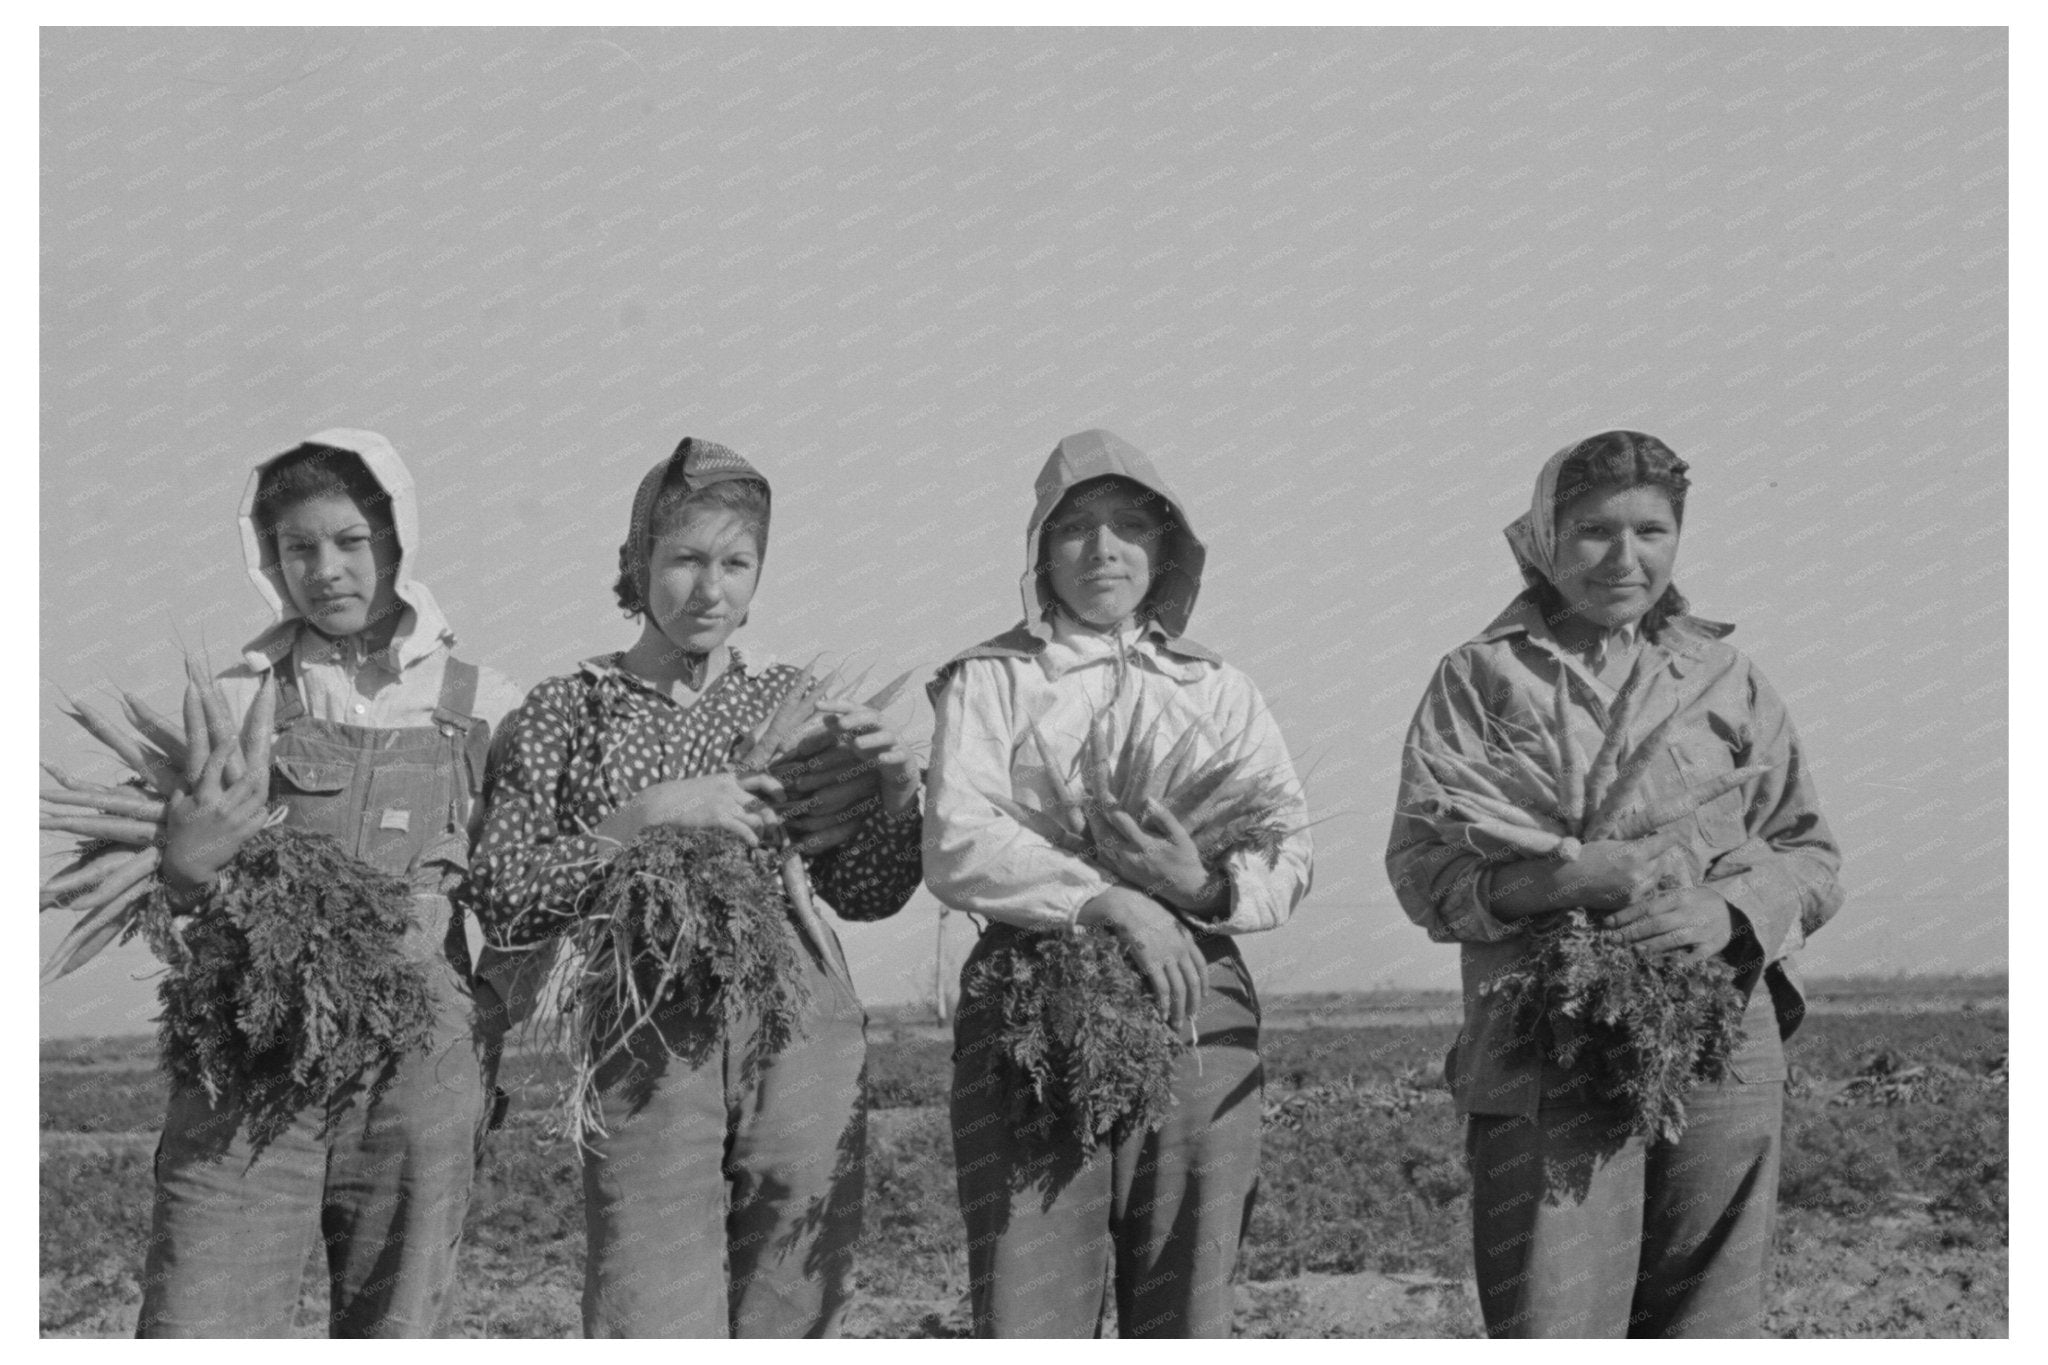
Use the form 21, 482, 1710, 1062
240, 594, 453, 675
1474, 594, 1734, 661
1035, 613, 1217, 683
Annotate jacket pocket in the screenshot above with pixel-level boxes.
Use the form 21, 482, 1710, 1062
1666, 743, 1749, 849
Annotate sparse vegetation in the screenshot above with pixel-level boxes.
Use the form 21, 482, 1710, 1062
40, 989, 2007, 1338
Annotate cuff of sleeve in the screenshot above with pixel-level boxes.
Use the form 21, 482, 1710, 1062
1447, 862, 1523, 943
1204, 858, 1265, 935
816, 797, 922, 853
154, 875, 212, 915
873, 797, 924, 835
1707, 872, 1797, 963
1056, 882, 1103, 929
963, 890, 1097, 934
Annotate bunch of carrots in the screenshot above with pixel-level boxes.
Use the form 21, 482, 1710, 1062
561, 663, 912, 1141
996, 688, 1303, 872
42, 662, 436, 1147
968, 694, 1304, 1155
1408, 654, 1769, 1139
40, 663, 278, 981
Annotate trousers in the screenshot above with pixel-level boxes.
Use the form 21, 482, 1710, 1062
1466, 1078, 1785, 1338
951, 927, 1263, 1338
135, 995, 491, 1337
579, 933, 869, 1338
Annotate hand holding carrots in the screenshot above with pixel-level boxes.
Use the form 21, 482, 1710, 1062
767, 716, 880, 820
161, 756, 271, 895
813, 696, 921, 812
1080, 885, 1206, 1033
598, 772, 787, 848
160, 664, 277, 894
41, 662, 279, 980
1088, 797, 1220, 914
1606, 884, 1738, 960
1552, 834, 1692, 910
768, 695, 921, 855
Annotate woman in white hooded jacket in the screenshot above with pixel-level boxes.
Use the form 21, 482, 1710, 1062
924, 430, 1313, 1337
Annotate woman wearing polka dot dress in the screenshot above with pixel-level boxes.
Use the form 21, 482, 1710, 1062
468, 437, 924, 1338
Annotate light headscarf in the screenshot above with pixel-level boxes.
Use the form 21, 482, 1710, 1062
1501, 439, 1579, 587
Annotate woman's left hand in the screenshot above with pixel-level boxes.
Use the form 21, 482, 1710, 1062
1090, 798, 1225, 915
1605, 884, 1738, 959
768, 698, 921, 853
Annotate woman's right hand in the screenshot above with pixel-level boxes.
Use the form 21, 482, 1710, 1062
1078, 885, 1206, 1034
596, 771, 787, 848
1561, 836, 1691, 909
160, 742, 270, 897
1488, 832, 1691, 919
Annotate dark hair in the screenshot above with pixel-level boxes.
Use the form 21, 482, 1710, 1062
1033, 475, 1181, 623
613, 477, 771, 617
252, 443, 391, 536
1521, 429, 1692, 639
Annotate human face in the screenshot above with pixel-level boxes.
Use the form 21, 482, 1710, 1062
272, 493, 399, 642
1551, 484, 1680, 632
644, 506, 762, 655
1042, 479, 1170, 631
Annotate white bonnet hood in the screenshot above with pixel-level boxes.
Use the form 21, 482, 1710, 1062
1021, 429, 1207, 639
236, 428, 450, 668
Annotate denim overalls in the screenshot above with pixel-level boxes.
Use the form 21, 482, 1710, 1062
137, 656, 497, 1338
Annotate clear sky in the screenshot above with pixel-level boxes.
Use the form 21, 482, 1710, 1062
39, 27, 2007, 1036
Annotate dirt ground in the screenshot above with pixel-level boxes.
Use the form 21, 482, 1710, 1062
42, 982, 2007, 1338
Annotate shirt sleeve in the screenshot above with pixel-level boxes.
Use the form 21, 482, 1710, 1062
1696, 662, 1845, 964
1385, 654, 1526, 945
1203, 668, 1314, 936
923, 659, 1116, 932
805, 799, 926, 922
468, 678, 623, 948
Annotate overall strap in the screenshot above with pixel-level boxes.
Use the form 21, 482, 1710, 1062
432, 657, 480, 730
270, 649, 307, 729
432, 657, 491, 827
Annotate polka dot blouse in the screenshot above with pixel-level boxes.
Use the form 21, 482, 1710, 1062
469, 649, 925, 947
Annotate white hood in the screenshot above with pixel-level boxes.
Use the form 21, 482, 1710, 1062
236, 428, 452, 670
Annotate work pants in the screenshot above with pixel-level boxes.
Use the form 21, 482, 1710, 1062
951, 928, 1263, 1338
135, 950, 492, 1338
579, 941, 868, 1338
1467, 1078, 1785, 1338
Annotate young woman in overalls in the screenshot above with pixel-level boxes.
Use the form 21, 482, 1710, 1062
139, 432, 525, 1336
1386, 430, 1845, 1337
468, 437, 925, 1337
924, 430, 1314, 1337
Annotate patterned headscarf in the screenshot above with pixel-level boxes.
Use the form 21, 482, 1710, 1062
617, 436, 770, 607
